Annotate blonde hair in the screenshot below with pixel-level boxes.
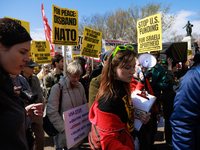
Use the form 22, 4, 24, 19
67, 61, 82, 75
37, 68, 44, 80
37, 64, 50, 80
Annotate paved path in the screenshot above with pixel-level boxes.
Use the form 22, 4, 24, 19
44, 126, 173, 150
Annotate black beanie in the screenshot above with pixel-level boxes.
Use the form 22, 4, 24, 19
0, 18, 32, 46
193, 51, 200, 63
100, 50, 111, 62
189, 51, 200, 68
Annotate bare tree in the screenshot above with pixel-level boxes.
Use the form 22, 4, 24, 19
105, 8, 130, 40
127, 2, 176, 43
78, 2, 176, 42
78, 15, 92, 35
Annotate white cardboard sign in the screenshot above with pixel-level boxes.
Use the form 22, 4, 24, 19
63, 103, 91, 148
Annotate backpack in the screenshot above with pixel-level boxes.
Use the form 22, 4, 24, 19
88, 124, 102, 150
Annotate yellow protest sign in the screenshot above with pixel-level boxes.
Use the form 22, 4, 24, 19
137, 13, 162, 53
187, 49, 193, 56
72, 54, 81, 61
29, 51, 32, 60
52, 4, 78, 46
32, 41, 51, 64
29, 43, 35, 60
4, 16, 30, 34
81, 27, 102, 58
73, 35, 83, 55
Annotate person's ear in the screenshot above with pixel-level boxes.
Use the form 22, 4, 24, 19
55, 62, 58, 67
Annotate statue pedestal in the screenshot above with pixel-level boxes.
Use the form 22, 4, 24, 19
182, 36, 195, 50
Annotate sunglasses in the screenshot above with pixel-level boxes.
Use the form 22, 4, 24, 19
112, 45, 134, 59
25, 66, 34, 69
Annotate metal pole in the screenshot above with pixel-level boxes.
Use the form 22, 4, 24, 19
63, 45, 66, 76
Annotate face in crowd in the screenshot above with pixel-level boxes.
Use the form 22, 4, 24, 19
23, 64, 35, 77
150, 51, 159, 59
44, 65, 50, 75
67, 73, 81, 86
66, 61, 82, 87
0, 18, 32, 75
0, 41, 31, 75
57, 58, 64, 71
107, 45, 137, 83
114, 57, 136, 83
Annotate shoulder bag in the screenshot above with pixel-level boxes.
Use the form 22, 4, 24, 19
43, 83, 62, 136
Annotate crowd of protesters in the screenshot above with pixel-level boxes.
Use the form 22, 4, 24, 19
1, 17, 200, 150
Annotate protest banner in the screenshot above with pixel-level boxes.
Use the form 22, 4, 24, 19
73, 35, 83, 55
32, 41, 51, 64
54, 44, 63, 55
71, 35, 82, 60
104, 39, 131, 51
137, 13, 162, 53
81, 27, 102, 58
72, 54, 81, 61
52, 4, 78, 46
105, 39, 131, 47
63, 103, 91, 149
54, 45, 73, 61
187, 49, 193, 57
29, 44, 34, 60
31, 43, 39, 74
4, 16, 30, 34
63, 46, 73, 60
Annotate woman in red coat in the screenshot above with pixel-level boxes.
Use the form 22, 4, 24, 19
89, 45, 137, 150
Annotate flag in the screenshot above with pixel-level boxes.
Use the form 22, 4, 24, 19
41, 3, 54, 57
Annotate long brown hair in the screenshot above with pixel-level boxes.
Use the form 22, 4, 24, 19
96, 46, 137, 102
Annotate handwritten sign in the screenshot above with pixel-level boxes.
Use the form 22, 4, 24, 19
63, 103, 91, 149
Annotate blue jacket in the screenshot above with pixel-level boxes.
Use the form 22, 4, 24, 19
170, 66, 200, 150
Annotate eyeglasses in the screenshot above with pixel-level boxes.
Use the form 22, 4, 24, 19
68, 73, 80, 80
25, 66, 34, 69
112, 45, 134, 59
